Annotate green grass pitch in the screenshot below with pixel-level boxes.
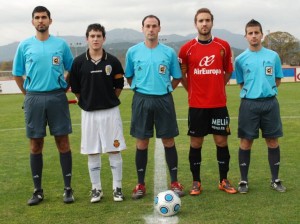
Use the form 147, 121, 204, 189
0, 83, 299, 223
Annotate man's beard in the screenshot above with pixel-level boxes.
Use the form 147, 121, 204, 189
199, 29, 211, 37
250, 43, 259, 48
36, 26, 48, 33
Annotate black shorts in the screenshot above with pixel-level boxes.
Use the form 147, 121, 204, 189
238, 97, 283, 139
188, 107, 231, 137
24, 90, 72, 138
130, 92, 179, 139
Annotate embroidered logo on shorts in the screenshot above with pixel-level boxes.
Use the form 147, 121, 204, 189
52, 56, 60, 65
105, 65, 112, 76
113, 140, 120, 148
159, 65, 166, 74
265, 66, 273, 75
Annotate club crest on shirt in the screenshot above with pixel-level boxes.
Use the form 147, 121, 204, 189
220, 49, 225, 57
265, 66, 273, 75
105, 65, 112, 76
159, 64, 166, 75
52, 56, 60, 65
113, 140, 120, 148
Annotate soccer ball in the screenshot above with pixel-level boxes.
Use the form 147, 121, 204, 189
154, 190, 181, 217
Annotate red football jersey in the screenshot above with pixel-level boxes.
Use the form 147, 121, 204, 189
178, 37, 233, 108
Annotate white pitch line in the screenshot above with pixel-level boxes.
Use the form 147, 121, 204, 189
153, 139, 168, 195
144, 138, 179, 224
1, 116, 299, 132
0, 123, 81, 132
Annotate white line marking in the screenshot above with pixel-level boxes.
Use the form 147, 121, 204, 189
0, 123, 81, 132
1, 116, 299, 132
144, 138, 179, 224
153, 139, 168, 195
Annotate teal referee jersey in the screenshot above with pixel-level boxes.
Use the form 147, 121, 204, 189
234, 47, 283, 99
125, 42, 181, 95
13, 35, 73, 92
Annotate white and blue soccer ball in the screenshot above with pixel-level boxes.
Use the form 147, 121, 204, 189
154, 190, 181, 217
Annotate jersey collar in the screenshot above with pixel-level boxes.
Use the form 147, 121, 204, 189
85, 49, 108, 61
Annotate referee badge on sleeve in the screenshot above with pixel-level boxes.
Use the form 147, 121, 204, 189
265, 66, 273, 75
52, 56, 60, 66
159, 64, 166, 75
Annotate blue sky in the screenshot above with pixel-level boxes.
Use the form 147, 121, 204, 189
0, 0, 299, 46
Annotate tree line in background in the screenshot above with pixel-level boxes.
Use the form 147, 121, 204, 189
262, 31, 300, 66
1, 31, 300, 73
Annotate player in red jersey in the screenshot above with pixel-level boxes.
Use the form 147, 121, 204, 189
178, 8, 237, 195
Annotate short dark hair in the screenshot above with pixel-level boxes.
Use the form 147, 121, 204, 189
142, 15, 160, 26
245, 19, 263, 34
32, 6, 51, 19
194, 8, 214, 24
85, 23, 106, 38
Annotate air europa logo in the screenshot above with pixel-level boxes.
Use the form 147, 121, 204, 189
194, 54, 221, 75
199, 55, 215, 67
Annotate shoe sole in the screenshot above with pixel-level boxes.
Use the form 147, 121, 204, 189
27, 199, 43, 206
91, 192, 104, 203
190, 191, 201, 196
219, 186, 237, 194
238, 186, 248, 194
131, 194, 145, 200
131, 188, 146, 199
114, 197, 124, 202
64, 198, 75, 204
91, 197, 103, 203
271, 187, 286, 193
171, 189, 186, 197
189, 186, 202, 196
27, 195, 44, 206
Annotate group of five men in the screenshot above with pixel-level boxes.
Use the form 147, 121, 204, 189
12, 6, 286, 206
